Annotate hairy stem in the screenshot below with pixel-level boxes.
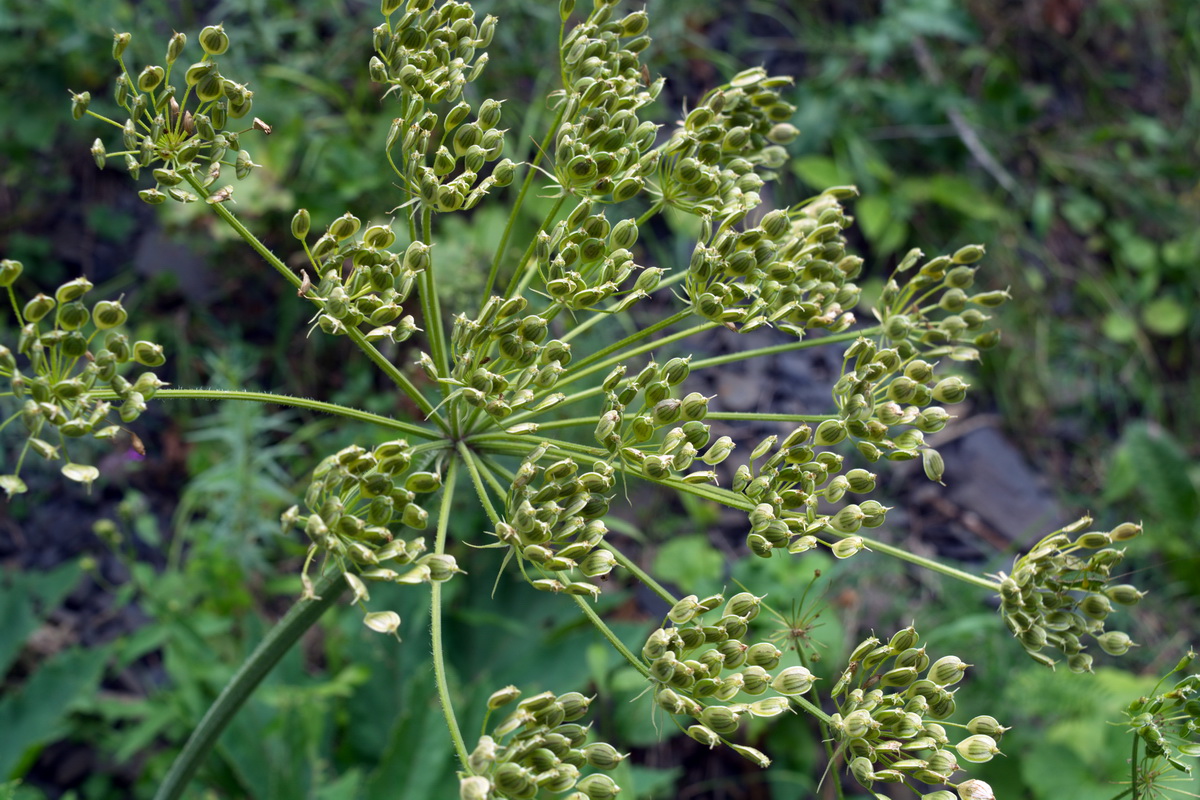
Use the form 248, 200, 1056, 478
153, 571, 347, 800
825, 529, 1000, 592
102, 387, 439, 440
688, 327, 877, 371
430, 459, 470, 768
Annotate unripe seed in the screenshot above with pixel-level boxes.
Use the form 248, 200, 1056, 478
199, 24, 230, 56
927, 655, 970, 686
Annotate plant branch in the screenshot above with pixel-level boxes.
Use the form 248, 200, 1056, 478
105, 388, 438, 440
599, 541, 675, 607
824, 528, 1000, 592
430, 458, 470, 769
688, 327, 875, 371
569, 594, 650, 680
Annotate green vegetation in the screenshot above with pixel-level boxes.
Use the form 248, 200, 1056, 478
1, 1, 1196, 798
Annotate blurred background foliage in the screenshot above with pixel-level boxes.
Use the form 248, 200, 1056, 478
1, 0, 1197, 797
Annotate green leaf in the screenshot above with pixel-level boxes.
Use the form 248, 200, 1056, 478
1100, 311, 1137, 343
652, 535, 724, 595
1141, 295, 1188, 337
0, 646, 109, 779
1105, 422, 1199, 526
791, 155, 845, 190
0, 562, 82, 677
363, 673, 454, 800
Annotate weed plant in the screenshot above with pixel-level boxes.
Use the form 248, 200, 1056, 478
1, 1, 1196, 798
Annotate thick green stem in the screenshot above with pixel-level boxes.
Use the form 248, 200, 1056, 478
153, 571, 347, 800
790, 694, 833, 726
430, 459, 470, 768
457, 442, 501, 524
111, 388, 439, 440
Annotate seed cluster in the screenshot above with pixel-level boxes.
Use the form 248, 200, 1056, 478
462, 685, 625, 800
832, 627, 1003, 798
494, 443, 615, 600
1124, 650, 1200, 777
0, 264, 165, 494
77, 25, 265, 204
656, 67, 798, 218
592, 356, 726, 485
638, 591, 817, 768
289, 210, 424, 345
281, 441, 459, 609
552, 1, 663, 203
997, 516, 1144, 671
372, 0, 515, 212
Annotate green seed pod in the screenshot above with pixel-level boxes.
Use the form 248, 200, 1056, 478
1105, 584, 1145, 605
922, 448, 945, 484
699, 704, 740, 735
951, 244, 986, 265
113, 31, 132, 60
1079, 593, 1112, 620
286, 209, 311, 241
198, 24, 230, 56
927, 655, 970, 686
813, 419, 847, 446
1097, 631, 1135, 656
329, 212, 361, 241
1109, 521, 1142, 541
668, 594, 701, 624
771, 665, 816, 696
0, 259, 23, 286
932, 376, 969, 404
724, 592, 761, 619
55, 277, 93, 303
966, 715, 1009, 739
746, 642, 782, 670
575, 773, 620, 800
89, 137, 107, 169
955, 733, 999, 764
968, 289, 1010, 308
138, 65, 165, 92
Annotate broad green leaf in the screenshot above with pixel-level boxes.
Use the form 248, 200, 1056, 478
1141, 295, 1188, 336
791, 155, 845, 191
1100, 311, 1137, 343
0, 562, 82, 677
0, 646, 109, 779
652, 534, 723, 595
